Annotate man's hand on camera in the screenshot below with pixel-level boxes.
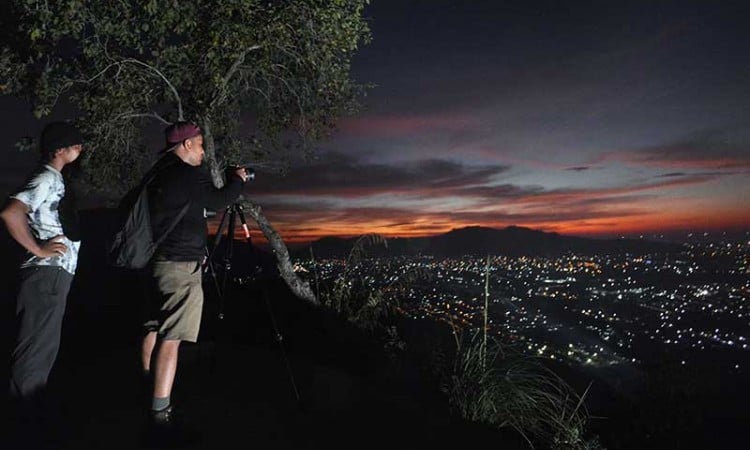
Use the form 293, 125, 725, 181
233, 167, 249, 183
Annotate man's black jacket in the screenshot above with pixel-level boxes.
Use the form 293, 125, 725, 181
147, 153, 244, 261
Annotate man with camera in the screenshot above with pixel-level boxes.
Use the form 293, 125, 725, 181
140, 121, 249, 439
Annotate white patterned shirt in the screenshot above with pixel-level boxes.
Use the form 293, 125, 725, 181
11, 164, 80, 274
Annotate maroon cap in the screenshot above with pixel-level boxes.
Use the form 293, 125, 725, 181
162, 121, 201, 153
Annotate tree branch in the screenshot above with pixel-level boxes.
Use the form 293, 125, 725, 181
116, 111, 171, 125
120, 58, 183, 121
244, 200, 318, 305
74, 56, 183, 122
210, 44, 263, 111
78, 61, 121, 84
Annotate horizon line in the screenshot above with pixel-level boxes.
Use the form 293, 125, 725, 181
213, 224, 750, 246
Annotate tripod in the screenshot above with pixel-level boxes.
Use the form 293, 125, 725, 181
203, 202, 301, 402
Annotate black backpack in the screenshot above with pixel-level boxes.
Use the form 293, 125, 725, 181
107, 169, 189, 269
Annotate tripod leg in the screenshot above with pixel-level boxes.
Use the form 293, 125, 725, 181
204, 253, 224, 374
204, 206, 231, 273
208, 206, 236, 373
262, 288, 301, 403
204, 248, 224, 310
218, 207, 237, 307
234, 205, 252, 243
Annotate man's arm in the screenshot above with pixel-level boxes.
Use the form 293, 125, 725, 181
194, 169, 246, 210
0, 199, 67, 258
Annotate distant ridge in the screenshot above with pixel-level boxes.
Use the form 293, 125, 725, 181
293, 225, 682, 258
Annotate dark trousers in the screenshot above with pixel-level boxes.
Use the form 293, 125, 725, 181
9, 266, 73, 401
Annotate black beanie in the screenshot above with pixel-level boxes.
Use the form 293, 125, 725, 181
40, 122, 82, 154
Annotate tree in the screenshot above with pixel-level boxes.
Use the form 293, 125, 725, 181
0, 0, 371, 304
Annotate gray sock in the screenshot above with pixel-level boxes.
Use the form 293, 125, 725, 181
151, 396, 170, 411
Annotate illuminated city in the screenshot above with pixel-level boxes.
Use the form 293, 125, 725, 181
294, 235, 750, 373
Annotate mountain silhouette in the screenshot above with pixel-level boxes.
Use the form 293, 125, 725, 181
296, 225, 682, 259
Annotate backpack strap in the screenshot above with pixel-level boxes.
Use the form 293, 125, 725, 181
142, 155, 191, 249
153, 201, 191, 247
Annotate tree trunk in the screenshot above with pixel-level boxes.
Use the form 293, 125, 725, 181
200, 116, 319, 306
245, 202, 318, 305
201, 117, 224, 187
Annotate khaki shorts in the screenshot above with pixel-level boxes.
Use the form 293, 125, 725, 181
143, 260, 203, 342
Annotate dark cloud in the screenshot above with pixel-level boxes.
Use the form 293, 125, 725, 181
455, 174, 715, 210
658, 172, 686, 178
257, 154, 716, 207
252, 160, 719, 237
252, 152, 511, 197
457, 184, 546, 200
601, 129, 750, 170
565, 166, 591, 172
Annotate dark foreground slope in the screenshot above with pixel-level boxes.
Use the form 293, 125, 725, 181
0, 210, 527, 450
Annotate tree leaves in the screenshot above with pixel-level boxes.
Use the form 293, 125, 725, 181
2, 0, 371, 197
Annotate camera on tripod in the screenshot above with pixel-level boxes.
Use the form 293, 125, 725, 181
230, 163, 255, 181
204, 164, 255, 219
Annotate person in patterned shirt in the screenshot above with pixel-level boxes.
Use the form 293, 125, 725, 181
1, 122, 83, 407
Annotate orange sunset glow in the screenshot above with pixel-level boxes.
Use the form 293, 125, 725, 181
212, 205, 750, 245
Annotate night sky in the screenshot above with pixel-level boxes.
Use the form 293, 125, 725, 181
2, 1, 749, 243
250, 0, 750, 242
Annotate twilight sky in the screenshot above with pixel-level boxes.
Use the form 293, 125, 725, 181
2, 1, 749, 243
249, 0, 750, 242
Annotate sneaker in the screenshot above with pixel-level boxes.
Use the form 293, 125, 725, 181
150, 404, 174, 426
143, 405, 202, 448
